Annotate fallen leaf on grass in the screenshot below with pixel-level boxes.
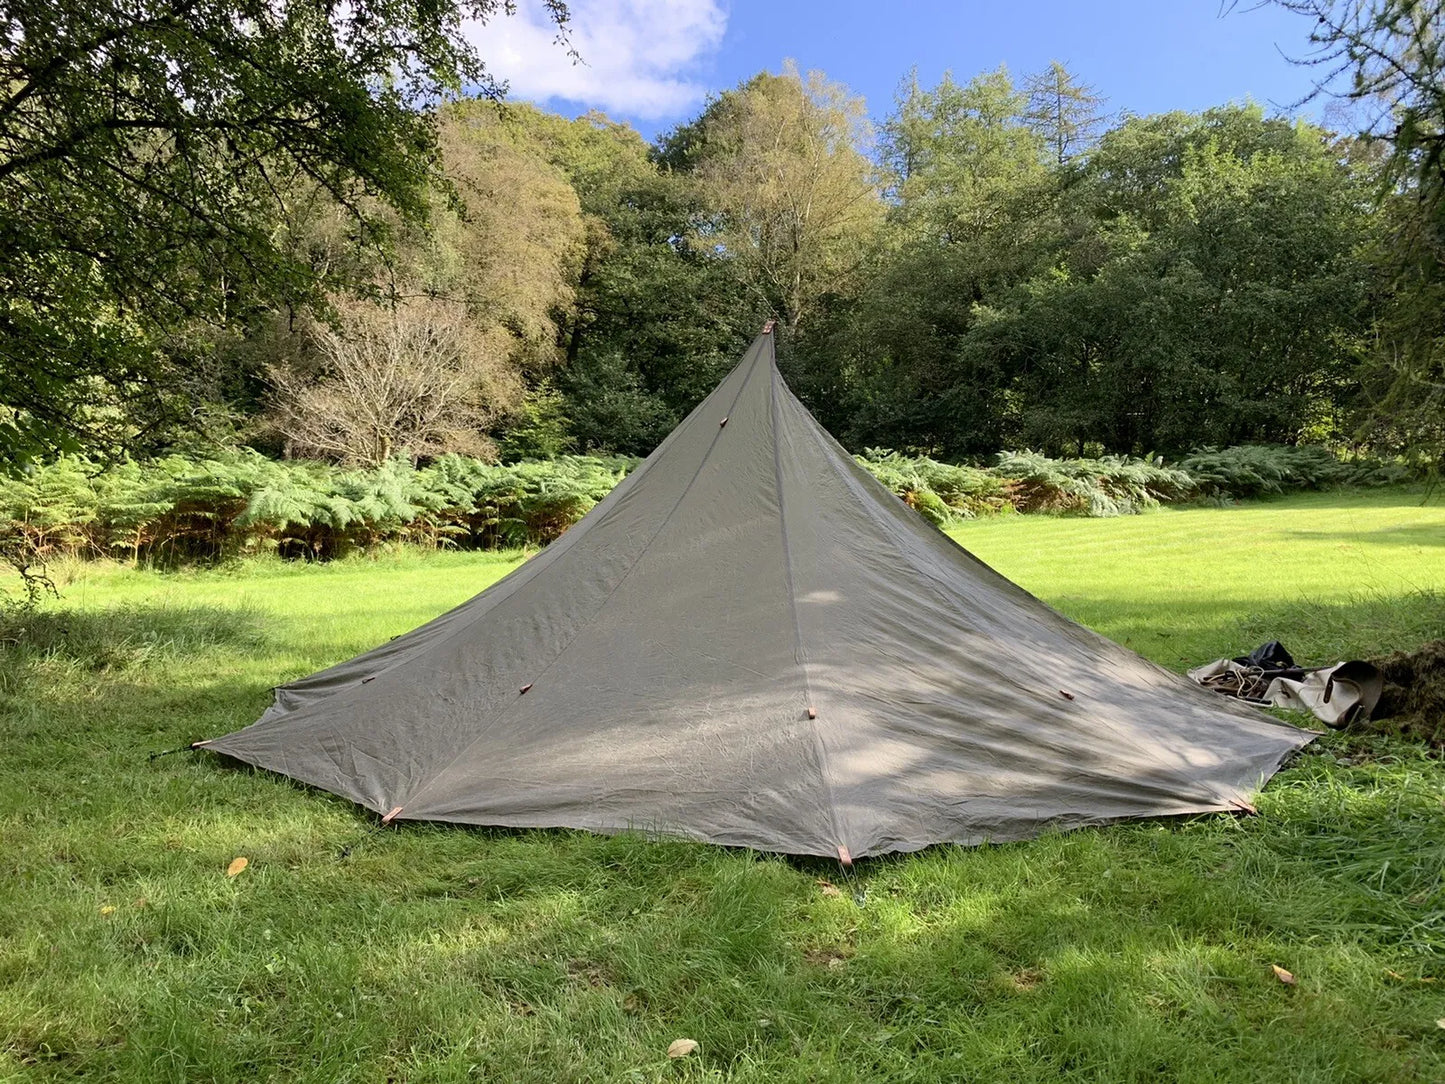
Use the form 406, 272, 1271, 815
99, 905, 115, 916
1437, 1018, 1445, 1030
666, 1038, 698, 1058
1271, 964, 1296, 985
816, 879, 841, 898
226, 857, 249, 878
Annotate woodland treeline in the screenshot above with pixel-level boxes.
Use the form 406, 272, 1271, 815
3, 0, 1443, 478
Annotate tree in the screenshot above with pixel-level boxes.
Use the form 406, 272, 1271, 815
1258, 0, 1445, 469
880, 66, 1045, 237
968, 106, 1375, 456
809, 68, 1053, 453
1023, 61, 1109, 167
518, 105, 764, 447
264, 100, 587, 464
0, 0, 569, 464
497, 382, 574, 462
668, 63, 882, 330
432, 101, 587, 374
266, 297, 519, 466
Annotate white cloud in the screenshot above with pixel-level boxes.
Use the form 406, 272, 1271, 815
465, 0, 728, 120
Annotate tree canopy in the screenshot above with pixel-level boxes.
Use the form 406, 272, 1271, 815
0, 0, 567, 463
1, 20, 1436, 473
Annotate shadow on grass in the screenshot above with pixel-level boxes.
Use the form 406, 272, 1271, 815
1068, 588, 1445, 671
0, 602, 267, 668
85, 788, 1440, 1081
1285, 522, 1445, 548
0, 601, 270, 715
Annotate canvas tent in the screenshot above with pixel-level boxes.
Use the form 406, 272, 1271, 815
201, 330, 1313, 860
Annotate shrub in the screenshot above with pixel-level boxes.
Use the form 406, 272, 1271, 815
1179, 444, 1338, 497
416, 454, 637, 549
1177, 444, 1415, 498
855, 450, 1007, 525
992, 451, 1196, 517
0, 442, 1422, 579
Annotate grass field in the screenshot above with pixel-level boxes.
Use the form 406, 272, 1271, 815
2, 487, 1444, 1082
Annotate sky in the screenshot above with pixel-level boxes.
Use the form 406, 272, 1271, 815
464, 0, 1341, 142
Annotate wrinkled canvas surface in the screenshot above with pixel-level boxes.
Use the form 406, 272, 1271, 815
206, 333, 1313, 857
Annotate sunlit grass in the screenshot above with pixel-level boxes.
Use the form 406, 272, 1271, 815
951, 485, 1445, 667
2, 489, 1443, 1081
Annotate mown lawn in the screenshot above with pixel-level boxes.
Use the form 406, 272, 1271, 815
2, 488, 1444, 1082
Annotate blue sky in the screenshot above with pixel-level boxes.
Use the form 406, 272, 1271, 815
466, 1, 1335, 142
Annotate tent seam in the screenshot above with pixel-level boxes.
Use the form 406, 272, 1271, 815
390, 338, 772, 818
768, 343, 845, 858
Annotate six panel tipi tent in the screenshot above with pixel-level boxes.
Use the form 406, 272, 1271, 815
201, 330, 1312, 860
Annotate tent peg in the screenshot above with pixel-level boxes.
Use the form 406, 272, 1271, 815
519, 682, 534, 695
836, 845, 853, 868
806, 706, 817, 719
381, 806, 404, 825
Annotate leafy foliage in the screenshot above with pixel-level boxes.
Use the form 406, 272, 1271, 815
1, 444, 1415, 579
857, 449, 1197, 522
664, 63, 882, 330
0, 451, 640, 568
991, 451, 1196, 516
811, 101, 1375, 459
853, 450, 1009, 524
0, 33, 1428, 484
0, 0, 569, 464
1180, 444, 1414, 497
499, 383, 576, 462
1260, 1, 1445, 474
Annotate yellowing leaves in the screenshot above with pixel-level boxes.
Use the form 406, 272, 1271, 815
226, 856, 249, 878
666, 1038, 698, 1059
1271, 964, 1296, 986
